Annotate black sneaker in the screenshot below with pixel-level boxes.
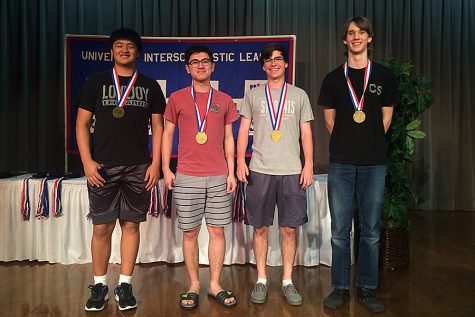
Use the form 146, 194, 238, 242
114, 283, 137, 311
357, 287, 386, 313
323, 288, 350, 309
85, 283, 109, 311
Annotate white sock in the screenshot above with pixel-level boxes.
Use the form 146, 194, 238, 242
93, 274, 107, 286
118, 274, 132, 285
282, 279, 293, 287
257, 278, 267, 285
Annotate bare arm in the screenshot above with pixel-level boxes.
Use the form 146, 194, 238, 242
76, 108, 105, 187
144, 114, 164, 190
236, 117, 251, 183
323, 108, 336, 134
382, 106, 394, 133
224, 123, 237, 193
300, 121, 314, 189
161, 120, 176, 190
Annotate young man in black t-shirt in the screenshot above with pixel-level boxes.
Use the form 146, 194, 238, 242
318, 16, 397, 313
76, 28, 166, 312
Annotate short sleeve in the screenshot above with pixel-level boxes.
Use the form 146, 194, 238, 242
151, 81, 166, 114
317, 74, 336, 108
75, 74, 100, 113
237, 91, 253, 119
164, 93, 178, 124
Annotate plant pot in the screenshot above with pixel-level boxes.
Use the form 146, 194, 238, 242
380, 226, 409, 271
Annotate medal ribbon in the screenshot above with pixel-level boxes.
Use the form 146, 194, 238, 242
343, 60, 372, 112
265, 83, 288, 130
52, 177, 64, 217
232, 181, 246, 223
35, 177, 49, 219
112, 68, 138, 109
191, 86, 213, 133
21, 176, 32, 221
161, 187, 173, 219
148, 184, 160, 218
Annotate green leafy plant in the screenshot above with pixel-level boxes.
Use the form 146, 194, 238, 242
383, 58, 433, 229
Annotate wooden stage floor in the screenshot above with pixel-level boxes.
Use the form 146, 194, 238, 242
1, 210, 474, 317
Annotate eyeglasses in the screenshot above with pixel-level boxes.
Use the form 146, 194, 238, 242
263, 56, 285, 64
188, 58, 212, 67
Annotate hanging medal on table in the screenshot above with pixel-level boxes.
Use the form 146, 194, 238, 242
343, 60, 372, 124
191, 85, 213, 145
265, 82, 288, 142
112, 68, 138, 119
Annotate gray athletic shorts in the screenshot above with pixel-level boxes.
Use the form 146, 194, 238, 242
173, 173, 232, 231
245, 171, 308, 228
87, 163, 150, 225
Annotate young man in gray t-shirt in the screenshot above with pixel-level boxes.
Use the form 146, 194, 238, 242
236, 43, 314, 306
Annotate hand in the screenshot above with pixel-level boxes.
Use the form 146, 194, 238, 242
163, 169, 175, 190
236, 161, 249, 183
144, 162, 160, 191
83, 160, 105, 187
299, 164, 314, 189
226, 175, 237, 193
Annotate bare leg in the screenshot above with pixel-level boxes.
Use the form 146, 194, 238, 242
91, 221, 116, 276
207, 226, 234, 304
280, 226, 297, 280
182, 226, 201, 305
253, 226, 269, 279
119, 220, 140, 276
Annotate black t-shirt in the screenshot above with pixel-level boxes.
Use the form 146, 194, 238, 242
76, 70, 166, 165
318, 61, 397, 165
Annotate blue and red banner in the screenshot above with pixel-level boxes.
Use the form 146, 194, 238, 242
65, 35, 296, 159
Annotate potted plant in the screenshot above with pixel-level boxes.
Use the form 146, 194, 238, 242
380, 58, 433, 270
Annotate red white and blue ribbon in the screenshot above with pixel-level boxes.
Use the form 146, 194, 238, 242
51, 177, 64, 217
343, 60, 372, 112
148, 184, 160, 218
35, 177, 49, 219
112, 68, 138, 109
265, 83, 288, 131
20, 176, 32, 220
191, 86, 213, 133
232, 181, 246, 222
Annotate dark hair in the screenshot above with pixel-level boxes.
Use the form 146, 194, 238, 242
259, 43, 289, 66
341, 16, 374, 55
185, 45, 214, 64
109, 28, 143, 52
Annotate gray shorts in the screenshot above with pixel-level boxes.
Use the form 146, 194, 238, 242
245, 171, 308, 228
87, 163, 150, 225
173, 173, 232, 231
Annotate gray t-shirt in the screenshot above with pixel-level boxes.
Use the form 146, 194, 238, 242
238, 84, 314, 175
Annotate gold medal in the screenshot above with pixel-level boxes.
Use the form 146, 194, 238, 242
353, 110, 366, 123
195, 132, 208, 144
271, 130, 282, 142
112, 107, 124, 119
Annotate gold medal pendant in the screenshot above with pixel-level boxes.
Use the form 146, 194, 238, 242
112, 107, 124, 119
271, 130, 282, 142
195, 132, 208, 144
353, 110, 366, 123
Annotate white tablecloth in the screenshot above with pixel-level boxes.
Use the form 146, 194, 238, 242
0, 174, 334, 266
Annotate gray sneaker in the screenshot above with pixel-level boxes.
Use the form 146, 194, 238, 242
282, 284, 302, 306
357, 287, 386, 313
250, 282, 268, 304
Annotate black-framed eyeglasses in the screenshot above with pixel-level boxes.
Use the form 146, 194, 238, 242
188, 58, 212, 67
263, 56, 285, 64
